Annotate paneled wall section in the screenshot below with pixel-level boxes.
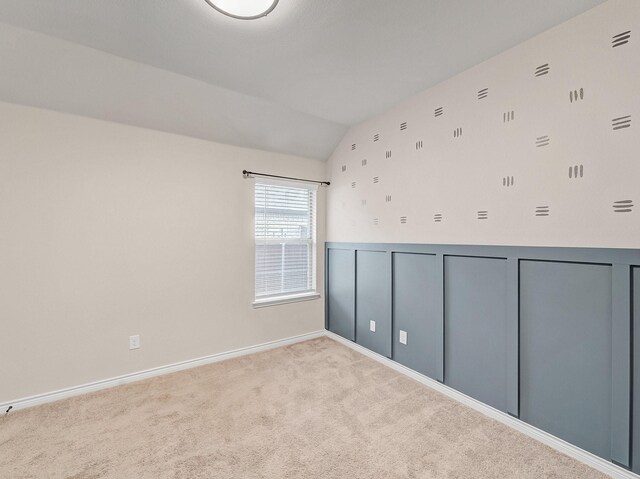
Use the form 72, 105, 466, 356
519, 261, 614, 460
444, 256, 509, 413
326, 242, 640, 471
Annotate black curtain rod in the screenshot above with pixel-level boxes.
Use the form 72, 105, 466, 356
242, 170, 330, 186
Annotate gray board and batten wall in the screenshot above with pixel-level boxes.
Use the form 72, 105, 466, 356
325, 242, 640, 471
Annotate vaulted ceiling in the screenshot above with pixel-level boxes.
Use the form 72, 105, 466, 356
0, 0, 607, 160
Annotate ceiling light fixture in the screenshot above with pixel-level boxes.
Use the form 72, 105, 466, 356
204, 0, 279, 20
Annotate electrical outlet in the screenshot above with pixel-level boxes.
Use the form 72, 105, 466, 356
399, 330, 408, 345
369, 320, 376, 333
129, 335, 140, 350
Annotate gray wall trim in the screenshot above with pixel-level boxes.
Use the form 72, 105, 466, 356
354, 251, 358, 344
326, 242, 640, 266
611, 264, 632, 467
506, 258, 520, 417
324, 244, 329, 331
435, 254, 445, 382
633, 268, 640, 473
387, 251, 397, 359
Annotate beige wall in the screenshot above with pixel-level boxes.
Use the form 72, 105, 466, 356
0, 102, 325, 404
326, 0, 640, 248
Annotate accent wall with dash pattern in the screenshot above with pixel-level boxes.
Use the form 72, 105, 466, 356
325, 0, 640, 474
326, 0, 639, 249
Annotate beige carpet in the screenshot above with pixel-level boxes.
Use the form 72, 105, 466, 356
1, 337, 608, 478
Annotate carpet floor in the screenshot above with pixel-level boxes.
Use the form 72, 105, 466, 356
1, 337, 608, 478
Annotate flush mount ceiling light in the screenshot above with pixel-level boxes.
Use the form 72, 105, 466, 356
204, 0, 279, 20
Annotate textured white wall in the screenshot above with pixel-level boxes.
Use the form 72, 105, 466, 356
0, 102, 325, 404
327, 0, 640, 248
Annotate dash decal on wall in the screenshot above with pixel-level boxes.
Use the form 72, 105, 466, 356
400, 122, 408, 131
351, 143, 356, 151
373, 176, 380, 184
373, 133, 380, 142
503, 111, 515, 123
535, 63, 550, 77
502, 176, 515, 187
416, 140, 423, 150
434, 107, 444, 118
535, 206, 550, 217
612, 115, 631, 130
477, 88, 489, 100
385, 150, 392, 159
434, 213, 443, 223
362, 159, 367, 166
341, 165, 347, 172
612, 30, 631, 48
613, 199, 634, 213
454, 127, 463, 138
373, 218, 379, 226
385, 194, 392, 203
477, 210, 489, 220
569, 165, 584, 179
400, 216, 407, 224
569, 88, 584, 103
535, 135, 550, 147
351, 182, 356, 189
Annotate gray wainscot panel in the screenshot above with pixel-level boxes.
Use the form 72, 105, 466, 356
520, 260, 612, 460
392, 252, 443, 380
356, 250, 392, 357
325, 242, 640, 468
633, 267, 640, 473
444, 256, 508, 412
327, 248, 356, 340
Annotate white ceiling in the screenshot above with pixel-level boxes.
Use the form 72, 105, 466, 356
0, 0, 607, 160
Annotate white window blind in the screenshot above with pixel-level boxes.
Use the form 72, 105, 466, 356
254, 180, 317, 300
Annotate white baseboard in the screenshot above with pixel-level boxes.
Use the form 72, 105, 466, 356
325, 331, 638, 479
0, 330, 325, 413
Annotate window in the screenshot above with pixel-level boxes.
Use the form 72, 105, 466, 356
253, 180, 318, 306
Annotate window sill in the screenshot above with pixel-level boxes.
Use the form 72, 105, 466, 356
252, 292, 321, 309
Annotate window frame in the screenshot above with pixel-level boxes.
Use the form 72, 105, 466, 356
252, 178, 319, 308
